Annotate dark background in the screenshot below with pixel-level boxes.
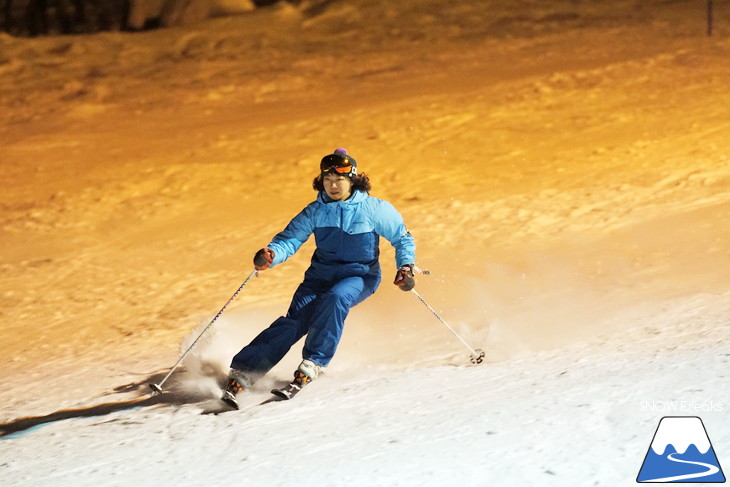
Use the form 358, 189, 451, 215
0, 0, 286, 36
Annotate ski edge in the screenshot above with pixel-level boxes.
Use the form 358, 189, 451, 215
270, 382, 304, 401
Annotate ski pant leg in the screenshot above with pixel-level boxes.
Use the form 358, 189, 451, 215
302, 275, 378, 367
230, 280, 321, 376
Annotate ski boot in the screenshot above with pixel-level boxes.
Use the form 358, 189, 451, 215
271, 359, 322, 400
221, 369, 251, 410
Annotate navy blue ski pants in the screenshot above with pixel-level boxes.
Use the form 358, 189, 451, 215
230, 274, 379, 375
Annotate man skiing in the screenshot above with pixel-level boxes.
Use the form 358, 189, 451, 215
222, 148, 416, 407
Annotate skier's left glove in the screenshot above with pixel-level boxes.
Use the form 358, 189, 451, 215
394, 264, 415, 291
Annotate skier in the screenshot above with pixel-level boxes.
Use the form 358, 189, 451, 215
222, 148, 416, 406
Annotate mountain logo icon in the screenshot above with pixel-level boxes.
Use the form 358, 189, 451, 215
637, 416, 726, 483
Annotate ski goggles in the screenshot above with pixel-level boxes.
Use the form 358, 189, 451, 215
320, 154, 357, 177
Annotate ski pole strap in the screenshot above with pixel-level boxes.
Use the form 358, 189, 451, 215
413, 265, 430, 275
410, 289, 484, 364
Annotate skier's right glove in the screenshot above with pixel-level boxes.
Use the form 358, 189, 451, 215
253, 248, 275, 271
394, 264, 415, 291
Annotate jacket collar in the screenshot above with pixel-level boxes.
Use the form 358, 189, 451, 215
317, 189, 368, 205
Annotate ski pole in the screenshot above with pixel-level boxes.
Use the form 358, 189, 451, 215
149, 269, 258, 394
410, 288, 485, 364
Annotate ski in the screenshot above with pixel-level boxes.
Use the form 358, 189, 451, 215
271, 369, 314, 400
220, 390, 239, 410
201, 383, 306, 414
203, 371, 312, 414
271, 381, 305, 400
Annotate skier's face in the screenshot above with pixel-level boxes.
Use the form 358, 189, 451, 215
322, 173, 352, 201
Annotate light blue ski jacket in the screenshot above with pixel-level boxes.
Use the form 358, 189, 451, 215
267, 190, 416, 281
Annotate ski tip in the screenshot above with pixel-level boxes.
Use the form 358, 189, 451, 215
221, 398, 239, 410
270, 389, 292, 400
220, 392, 240, 410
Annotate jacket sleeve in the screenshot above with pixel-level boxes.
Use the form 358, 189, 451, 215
372, 199, 416, 268
266, 204, 315, 267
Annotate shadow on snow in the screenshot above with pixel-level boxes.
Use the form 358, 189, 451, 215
0, 370, 219, 439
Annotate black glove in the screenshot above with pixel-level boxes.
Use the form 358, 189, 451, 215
253, 248, 274, 270
393, 264, 415, 291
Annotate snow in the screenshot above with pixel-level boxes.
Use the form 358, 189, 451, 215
1, 0, 729, 485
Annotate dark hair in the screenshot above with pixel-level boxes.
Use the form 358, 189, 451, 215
313, 172, 372, 194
